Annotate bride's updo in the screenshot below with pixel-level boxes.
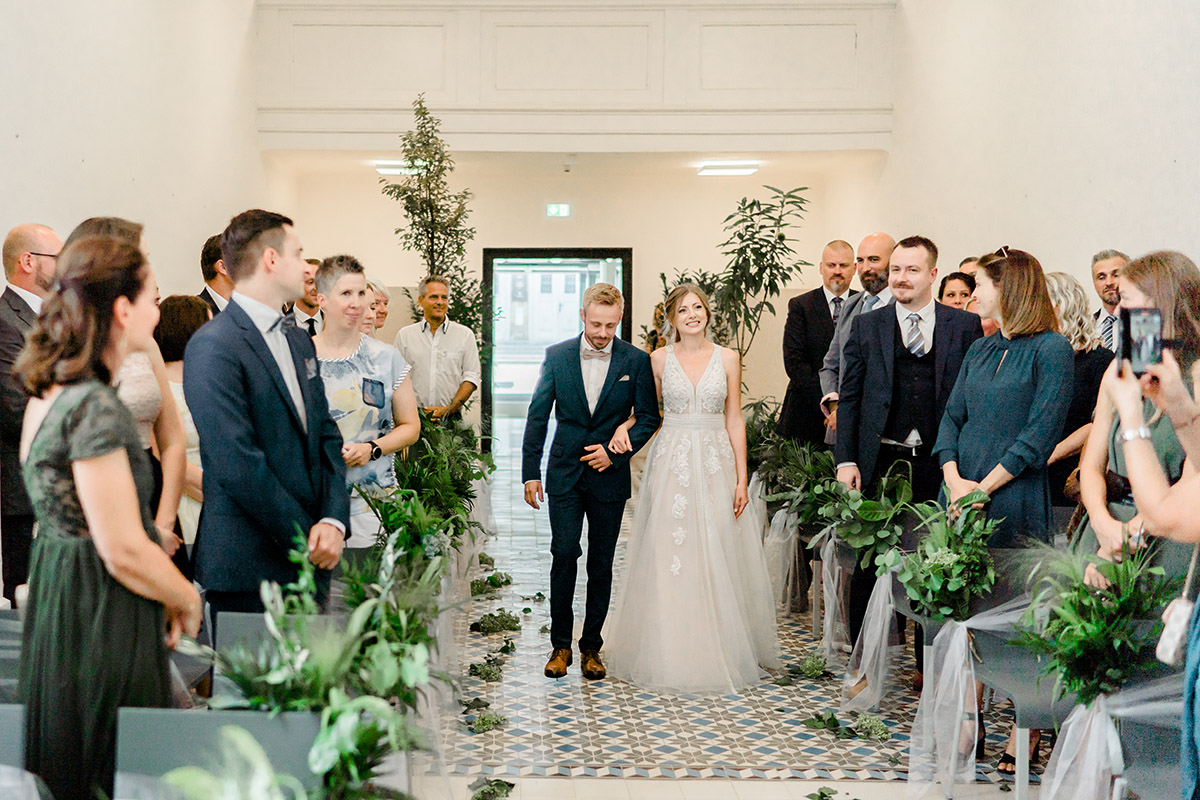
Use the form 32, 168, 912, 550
662, 283, 713, 342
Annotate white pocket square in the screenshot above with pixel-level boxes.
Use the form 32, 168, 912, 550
618, 375, 630, 382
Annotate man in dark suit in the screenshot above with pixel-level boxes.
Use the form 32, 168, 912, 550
184, 210, 348, 622
1090, 248, 1127, 352
198, 233, 233, 316
523, 283, 660, 680
836, 235, 984, 669
778, 239, 857, 445
0, 223, 60, 605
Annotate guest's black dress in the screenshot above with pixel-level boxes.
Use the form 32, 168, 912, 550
1047, 346, 1113, 506
19, 381, 171, 800
934, 331, 1075, 547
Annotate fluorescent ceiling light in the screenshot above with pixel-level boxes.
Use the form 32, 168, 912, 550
372, 159, 419, 176
696, 160, 760, 177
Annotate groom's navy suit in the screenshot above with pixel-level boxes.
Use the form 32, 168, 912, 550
184, 299, 349, 610
522, 334, 660, 652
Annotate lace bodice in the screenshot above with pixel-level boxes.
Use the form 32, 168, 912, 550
662, 345, 726, 415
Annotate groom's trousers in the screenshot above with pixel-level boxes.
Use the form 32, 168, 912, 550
547, 484, 625, 653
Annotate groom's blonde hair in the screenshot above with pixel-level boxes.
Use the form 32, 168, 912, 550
582, 282, 623, 312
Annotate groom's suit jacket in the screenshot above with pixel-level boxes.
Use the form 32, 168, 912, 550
183, 299, 348, 596
522, 335, 660, 500
835, 301, 983, 488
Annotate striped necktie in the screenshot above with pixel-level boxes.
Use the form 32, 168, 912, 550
831, 296, 844, 323
1100, 314, 1116, 351
905, 313, 926, 357
862, 294, 880, 313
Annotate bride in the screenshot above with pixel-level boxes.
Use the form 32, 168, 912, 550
603, 284, 780, 693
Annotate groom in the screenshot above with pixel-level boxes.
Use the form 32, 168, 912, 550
523, 283, 660, 680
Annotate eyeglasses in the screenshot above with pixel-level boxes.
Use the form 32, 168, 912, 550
29, 252, 58, 260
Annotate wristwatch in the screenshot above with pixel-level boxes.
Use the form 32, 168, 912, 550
369, 441, 383, 461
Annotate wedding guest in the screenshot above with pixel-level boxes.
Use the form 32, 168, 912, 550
1092, 252, 1200, 800
366, 278, 391, 333
778, 239, 858, 446
936, 248, 1074, 546
1044, 273, 1113, 511
313, 255, 420, 553
287, 257, 324, 335
0, 222, 61, 606
937, 271, 975, 310
1091, 249, 1128, 352
15, 236, 201, 800
63, 218, 190, 576
184, 210, 347, 619
360, 284, 378, 335
154, 295, 211, 549
819, 232, 896, 436
958, 256, 980, 276
1079, 251, 1200, 570
198, 233, 232, 316
393, 275, 481, 422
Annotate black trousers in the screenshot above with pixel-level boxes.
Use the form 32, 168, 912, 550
847, 447, 942, 671
547, 485, 625, 652
1, 513, 34, 606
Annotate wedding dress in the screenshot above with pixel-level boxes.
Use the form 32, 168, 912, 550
605, 344, 781, 693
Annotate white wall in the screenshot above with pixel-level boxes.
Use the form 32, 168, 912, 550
877, 0, 1200, 281
280, 149, 887, 402
0, 0, 266, 295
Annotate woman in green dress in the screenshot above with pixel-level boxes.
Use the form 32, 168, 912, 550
14, 236, 202, 800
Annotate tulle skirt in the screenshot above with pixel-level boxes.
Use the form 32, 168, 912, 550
605, 412, 781, 693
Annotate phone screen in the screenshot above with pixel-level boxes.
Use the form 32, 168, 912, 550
1119, 307, 1163, 376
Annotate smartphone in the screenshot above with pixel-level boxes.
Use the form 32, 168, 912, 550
1119, 307, 1163, 376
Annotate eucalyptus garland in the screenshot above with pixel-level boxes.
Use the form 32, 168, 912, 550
879, 490, 997, 621
760, 438, 839, 525
1014, 544, 1181, 705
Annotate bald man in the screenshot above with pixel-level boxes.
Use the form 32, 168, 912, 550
818, 233, 896, 437
1, 223, 62, 604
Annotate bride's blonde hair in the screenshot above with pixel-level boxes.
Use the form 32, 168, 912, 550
663, 283, 712, 342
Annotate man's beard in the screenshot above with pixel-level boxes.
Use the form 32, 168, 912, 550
861, 272, 888, 295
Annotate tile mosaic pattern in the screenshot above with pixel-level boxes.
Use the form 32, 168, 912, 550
425, 418, 1040, 784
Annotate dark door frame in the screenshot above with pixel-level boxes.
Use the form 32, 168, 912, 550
480, 247, 634, 450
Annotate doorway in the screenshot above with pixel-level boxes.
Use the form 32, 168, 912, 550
481, 248, 633, 449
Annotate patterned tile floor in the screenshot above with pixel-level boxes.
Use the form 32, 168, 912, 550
414, 417, 1040, 794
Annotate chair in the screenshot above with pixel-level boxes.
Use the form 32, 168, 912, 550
115, 707, 322, 789
0, 704, 24, 768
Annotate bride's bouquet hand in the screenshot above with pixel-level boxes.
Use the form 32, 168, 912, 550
608, 427, 632, 454
733, 482, 749, 519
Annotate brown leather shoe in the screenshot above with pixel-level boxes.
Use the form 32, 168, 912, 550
544, 648, 572, 678
580, 649, 606, 680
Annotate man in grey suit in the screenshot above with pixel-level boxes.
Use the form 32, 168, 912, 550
0, 223, 61, 604
818, 232, 896, 439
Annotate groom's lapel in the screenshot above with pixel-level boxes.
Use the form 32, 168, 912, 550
563, 336, 590, 417
593, 341, 627, 415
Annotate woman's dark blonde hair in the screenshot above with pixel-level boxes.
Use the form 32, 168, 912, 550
663, 283, 713, 342
15, 237, 149, 396
978, 248, 1059, 337
1120, 250, 1200, 364
62, 216, 143, 251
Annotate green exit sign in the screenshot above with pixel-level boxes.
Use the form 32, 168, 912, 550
546, 203, 571, 218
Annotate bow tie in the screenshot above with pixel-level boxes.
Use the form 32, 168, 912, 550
582, 348, 611, 361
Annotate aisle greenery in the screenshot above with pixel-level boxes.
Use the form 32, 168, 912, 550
810, 463, 912, 574
1014, 544, 1180, 704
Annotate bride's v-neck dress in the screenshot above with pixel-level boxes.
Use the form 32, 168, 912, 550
605, 345, 780, 693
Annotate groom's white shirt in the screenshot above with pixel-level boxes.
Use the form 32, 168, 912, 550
580, 334, 614, 413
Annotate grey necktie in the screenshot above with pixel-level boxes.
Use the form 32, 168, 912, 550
831, 296, 844, 323
1100, 314, 1116, 351
906, 312, 926, 357
862, 294, 880, 313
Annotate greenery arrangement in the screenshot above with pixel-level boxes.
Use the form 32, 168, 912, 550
878, 491, 997, 621
802, 711, 891, 742
810, 463, 913, 573
379, 94, 483, 341
164, 725, 310, 800
478, 552, 495, 568
470, 610, 522, 634
471, 572, 513, 596
469, 777, 515, 800
742, 397, 780, 476
761, 441, 839, 526
1014, 544, 1181, 705
468, 712, 509, 734
714, 186, 811, 358
773, 651, 833, 686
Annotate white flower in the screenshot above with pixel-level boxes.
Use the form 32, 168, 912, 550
672, 527, 687, 545
672, 494, 688, 519
670, 555, 682, 576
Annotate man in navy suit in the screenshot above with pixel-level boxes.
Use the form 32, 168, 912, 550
184, 210, 347, 621
835, 235, 984, 677
777, 239, 857, 445
522, 283, 660, 680
198, 233, 233, 317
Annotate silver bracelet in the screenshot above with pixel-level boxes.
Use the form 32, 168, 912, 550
1119, 426, 1153, 443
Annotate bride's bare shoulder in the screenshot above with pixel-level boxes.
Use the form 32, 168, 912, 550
650, 347, 668, 367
